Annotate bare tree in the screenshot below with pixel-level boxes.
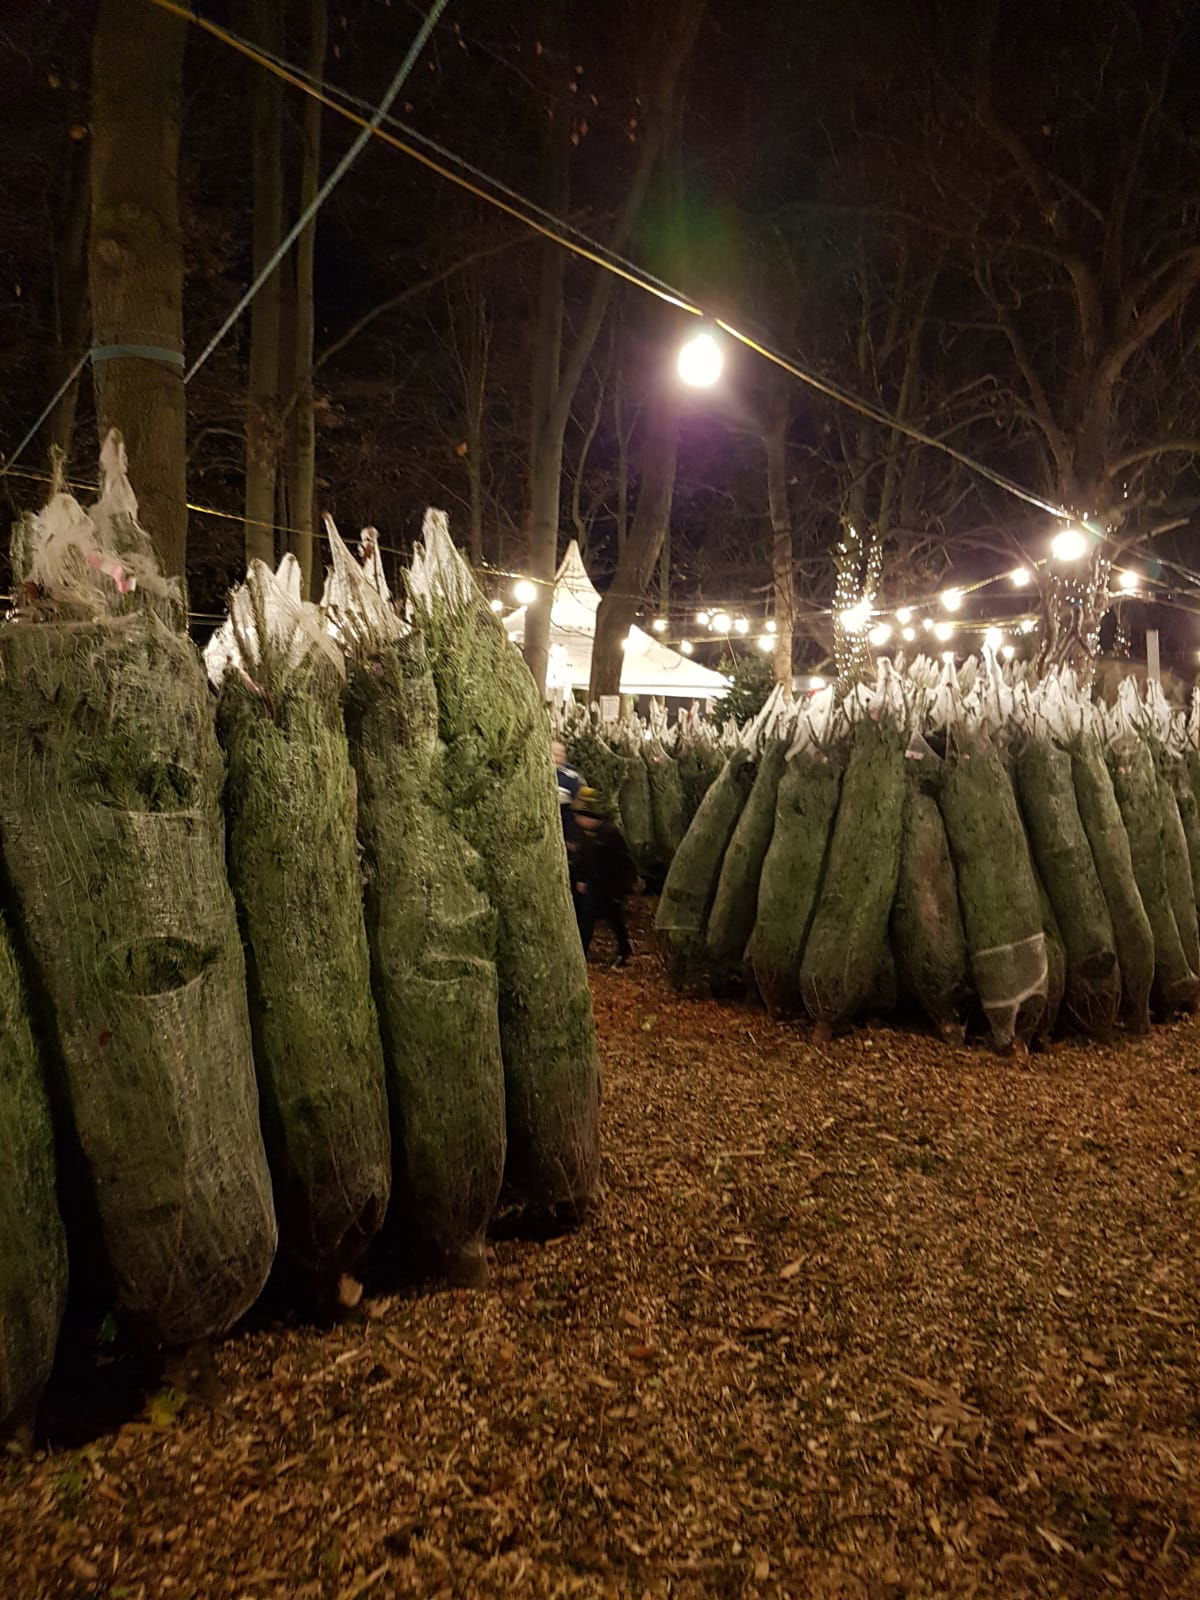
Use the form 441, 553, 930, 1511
89, 0, 188, 579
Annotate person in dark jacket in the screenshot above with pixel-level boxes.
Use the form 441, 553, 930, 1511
572, 787, 636, 966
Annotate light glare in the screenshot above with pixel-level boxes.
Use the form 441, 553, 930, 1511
680, 639, 694, 655
1051, 526, 1089, 563
868, 622, 893, 646
734, 616, 750, 636
513, 577, 538, 605
840, 599, 872, 633
934, 621, 954, 642
710, 611, 731, 633
1009, 567, 1030, 587
757, 635, 774, 654
677, 330, 724, 389
895, 607, 913, 625
941, 588, 963, 612
1117, 569, 1139, 592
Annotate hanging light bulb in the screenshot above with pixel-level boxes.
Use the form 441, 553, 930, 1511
765, 619, 777, 635
1051, 526, 1089, 563
1019, 617, 1038, 635
734, 616, 750, 636
941, 588, 963, 612
710, 610, 731, 633
696, 609, 711, 627
902, 626, 916, 643
1117, 569, 1139, 592
1001, 644, 1016, 661
680, 639, 694, 655
513, 578, 538, 605
934, 620, 954, 642
840, 598, 872, 633
651, 617, 668, 634
676, 329, 724, 388
489, 598, 504, 614
895, 607, 913, 625
868, 622, 893, 647
983, 626, 1004, 652
1009, 566, 1031, 587
756, 635, 773, 654
922, 618, 935, 633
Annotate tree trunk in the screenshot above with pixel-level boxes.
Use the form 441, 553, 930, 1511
285, 0, 326, 598
46, 137, 90, 463
764, 394, 794, 691
243, 0, 285, 568
589, 374, 681, 701
88, 0, 188, 580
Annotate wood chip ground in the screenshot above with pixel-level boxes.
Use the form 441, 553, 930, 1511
3, 901, 1198, 1597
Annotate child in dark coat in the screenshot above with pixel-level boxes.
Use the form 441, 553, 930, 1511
572, 788, 636, 967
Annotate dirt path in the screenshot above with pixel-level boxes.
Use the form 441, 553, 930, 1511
3, 927, 1199, 1598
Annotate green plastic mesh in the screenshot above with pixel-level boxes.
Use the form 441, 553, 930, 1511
324, 530, 506, 1278
212, 560, 391, 1294
748, 748, 842, 1017
655, 749, 755, 990
618, 750, 658, 877
1015, 736, 1120, 1036
939, 741, 1047, 1050
409, 514, 598, 1222
890, 780, 970, 1043
1071, 738, 1154, 1033
1033, 866, 1066, 1044
677, 739, 724, 826
799, 719, 906, 1030
705, 741, 787, 994
0, 489, 276, 1345
645, 743, 687, 866
1107, 736, 1199, 1015
0, 910, 67, 1429
1167, 754, 1200, 913
1157, 768, 1200, 980
563, 724, 627, 826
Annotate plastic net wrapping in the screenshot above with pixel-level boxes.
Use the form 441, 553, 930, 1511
939, 737, 1047, 1050
705, 739, 787, 995
208, 557, 391, 1293
409, 512, 598, 1222
748, 730, 842, 1018
0, 909, 67, 1429
799, 715, 906, 1030
644, 740, 688, 867
0, 439, 276, 1345
1015, 733, 1120, 1036
324, 524, 506, 1276
617, 737, 657, 877
655, 747, 755, 990
890, 777, 971, 1043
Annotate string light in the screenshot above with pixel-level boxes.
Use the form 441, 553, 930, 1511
677, 329, 724, 389
895, 607, 913, 625
1001, 644, 1016, 660
840, 598, 872, 633
710, 611, 731, 633
1051, 526, 1089, 563
868, 622, 892, 646
733, 616, 750, 636
680, 639, 694, 655
934, 620, 954, 642
1019, 618, 1038, 635
756, 635, 773, 654
941, 588, 963, 612
1009, 567, 1030, 587
489, 597, 504, 614
696, 609, 710, 627
983, 626, 1004, 652
901, 626, 916, 642
651, 617, 667, 633
922, 618, 935, 633
513, 577, 538, 604
765, 619, 777, 634
1117, 569, 1139, 592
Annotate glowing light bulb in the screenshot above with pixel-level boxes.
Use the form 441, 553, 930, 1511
765, 619, 777, 634
756, 635, 773, 654
696, 609, 711, 627
489, 598, 504, 614
934, 621, 954, 642
983, 627, 1004, 652
922, 618, 935, 633
902, 626, 916, 642
840, 599, 872, 633
1019, 618, 1037, 635
680, 639, 694, 656
651, 617, 668, 634
868, 622, 892, 646
941, 650, 957, 664
677, 330, 724, 388
941, 588, 963, 612
710, 611, 731, 633
1051, 526, 1089, 563
1009, 567, 1030, 587
1117, 569, 1139, 592
1001, 645, 1016, 661
895, 607, 913, 625
734, 616, 750, 636
513, 578, 538, 605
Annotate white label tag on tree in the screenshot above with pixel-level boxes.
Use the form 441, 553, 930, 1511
599, 695, 620, 723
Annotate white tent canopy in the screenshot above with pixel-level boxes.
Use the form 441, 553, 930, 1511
503, 541, 729, 702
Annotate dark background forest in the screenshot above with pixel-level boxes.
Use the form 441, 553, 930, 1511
1, 0, 1198, 689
